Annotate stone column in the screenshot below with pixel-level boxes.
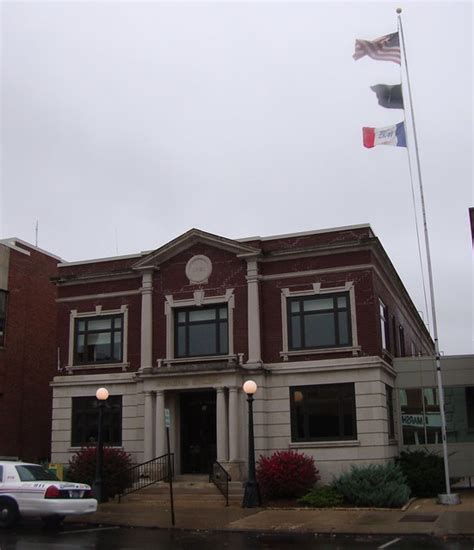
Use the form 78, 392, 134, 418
143, 391, 154, 461
228, 387, 240, 461
140, 270, 154, 373
155, 390, 166, 457
216, 388, 228, 462
246, 258, 262, 366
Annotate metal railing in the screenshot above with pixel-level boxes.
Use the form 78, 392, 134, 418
209, 461, 231, 506
116, 453, 174, 503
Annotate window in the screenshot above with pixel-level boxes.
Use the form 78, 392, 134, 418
175, 305, 228, 357
74, 315, 123, 365
391, 317, 398, 356
398, 325, 406, 356
379, 299, 390, 351
290, 383, 357, 442
466, 387, 474, 430
400, 387, 441, 445
71, 395, 122, 447
386, 385, 395, 439
16, 465, 58, 482
400, 386, 474, 445
0, 290, 7, 346
288, 293, 351, 350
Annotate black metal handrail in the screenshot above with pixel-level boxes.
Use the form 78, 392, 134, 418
116, 453, 174, 503
209, 460, 231, 506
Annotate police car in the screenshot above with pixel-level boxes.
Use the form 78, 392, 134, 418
0, 460, 97, 528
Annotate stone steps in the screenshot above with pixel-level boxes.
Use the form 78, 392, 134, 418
121, 477, 244, 505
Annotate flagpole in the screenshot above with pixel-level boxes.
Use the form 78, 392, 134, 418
397, 8, 459, 505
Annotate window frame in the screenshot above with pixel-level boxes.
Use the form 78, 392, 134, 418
74, 314, 123, 365
287, 292, 352, 351
290, 383, 358, 443
164, 289, 235, 361
71, 395, 123, 447
67, 306, 128, 370
379, 298, 390, 351
174, 304, 229, 358
280, 282, 359, 360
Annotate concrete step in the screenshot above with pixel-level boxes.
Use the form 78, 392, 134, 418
121, 477, 244, 504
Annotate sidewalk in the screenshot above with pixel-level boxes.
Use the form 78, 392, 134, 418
68, 489, 474, 537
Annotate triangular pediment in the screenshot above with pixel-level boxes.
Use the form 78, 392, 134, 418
132, 228, 261, 270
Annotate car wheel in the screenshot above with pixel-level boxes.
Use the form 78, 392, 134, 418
0, 498, 19, 529
41, 515, 65, 530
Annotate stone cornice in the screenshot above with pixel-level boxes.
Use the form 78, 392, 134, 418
132, 228, 261, 270
53, 272, 140, 287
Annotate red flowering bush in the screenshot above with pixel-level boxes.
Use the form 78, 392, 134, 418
67, 446, 133, 500
256, 450, 320, 500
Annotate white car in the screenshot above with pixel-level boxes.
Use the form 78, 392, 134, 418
0, 460, 97, 528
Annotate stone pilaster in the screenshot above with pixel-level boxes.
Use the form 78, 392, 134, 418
246, 258, 262, 368
143, 391, 154, 461
155, 390, 166, 457
228, 387, 240, 461
139, 270, 153, 373
216, 387, 228, 462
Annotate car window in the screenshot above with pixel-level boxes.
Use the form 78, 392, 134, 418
15, 465, 58, 482
0, 465, 3, 482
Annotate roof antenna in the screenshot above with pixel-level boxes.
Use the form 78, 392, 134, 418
35, 221, 39, 247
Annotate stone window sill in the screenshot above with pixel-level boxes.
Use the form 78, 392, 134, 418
290, 439, 360, 449
68, 446, 124, 452
280, 346, 361, 361
160, 354, 240, 367
66, 362, 129, 373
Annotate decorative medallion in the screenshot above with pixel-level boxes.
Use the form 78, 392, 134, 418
185, 255, 212, 285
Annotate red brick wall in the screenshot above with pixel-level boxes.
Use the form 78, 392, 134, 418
152, 244, 248, 361
56, 292, 142, 373
248, 226, 373, 254
0, 244, 58, 462
55, 230, 433, 378
372, 269, 432, 358
261, 266, 377, 362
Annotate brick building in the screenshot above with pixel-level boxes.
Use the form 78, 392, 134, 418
50, 225, 434, 482
0, 239, 60, 462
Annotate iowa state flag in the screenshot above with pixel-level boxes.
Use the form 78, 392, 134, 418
363, 122, 406, 148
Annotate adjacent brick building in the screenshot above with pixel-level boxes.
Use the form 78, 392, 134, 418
50, 225, 437, 482
0, 239, 60, 462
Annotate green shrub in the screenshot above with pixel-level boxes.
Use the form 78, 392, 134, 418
331, 463, 410, 508
256, 450, 320, 500
395, 449, 447, 497
298, 486, 344, 508
67, 446, 133, 500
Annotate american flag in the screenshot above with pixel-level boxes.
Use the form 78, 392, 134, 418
353, 32, 401, 65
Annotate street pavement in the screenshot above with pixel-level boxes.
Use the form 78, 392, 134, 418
68, 489, 474, 538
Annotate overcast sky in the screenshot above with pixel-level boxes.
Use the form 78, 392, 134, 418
1, 1, 472, 355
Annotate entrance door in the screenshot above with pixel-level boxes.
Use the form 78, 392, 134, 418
180, 391, 217, 474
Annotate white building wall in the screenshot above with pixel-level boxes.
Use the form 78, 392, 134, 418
50, 373, 141, 466
255, 356, 398, 484
50, 357, 402, 483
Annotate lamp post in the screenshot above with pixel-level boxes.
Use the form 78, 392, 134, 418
92, 387, 109, 503
242, 380, 261, 508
